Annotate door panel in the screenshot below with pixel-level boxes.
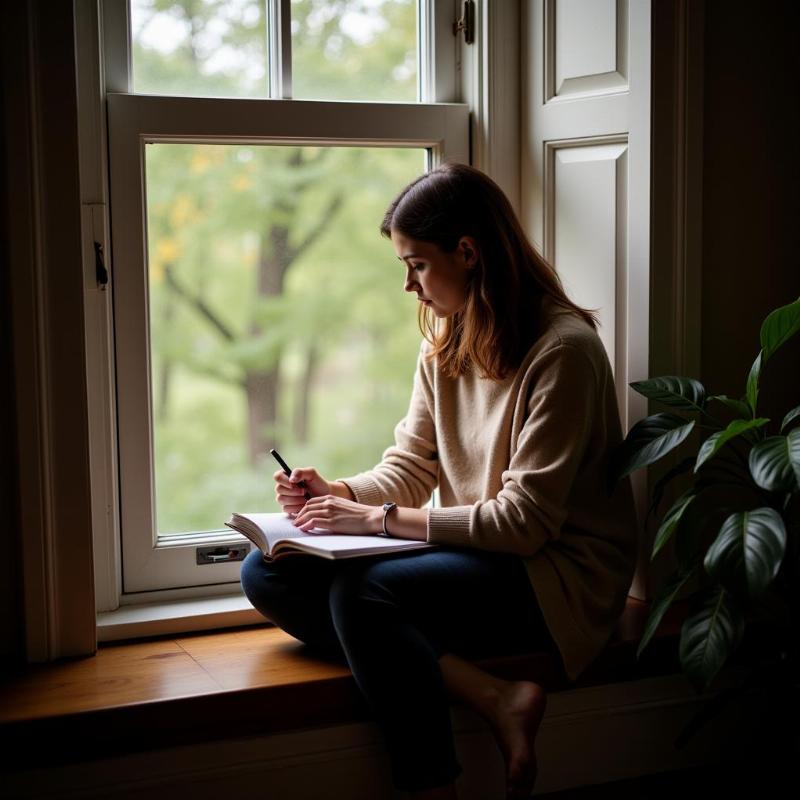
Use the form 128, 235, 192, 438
549, 139, 628, 381
522, 0, 649, 436
552, 0, 628, 98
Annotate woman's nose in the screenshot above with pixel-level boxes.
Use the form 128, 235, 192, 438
404, 272, 417, 292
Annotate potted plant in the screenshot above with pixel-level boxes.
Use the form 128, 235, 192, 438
610, 296, 799, 755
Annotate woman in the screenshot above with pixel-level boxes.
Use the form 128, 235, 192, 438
240, 163, 639, 800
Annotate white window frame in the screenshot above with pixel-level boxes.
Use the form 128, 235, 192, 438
110, 95, 469, 594
75, 0, 520, 634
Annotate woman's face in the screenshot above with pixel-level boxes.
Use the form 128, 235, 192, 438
390, 229, 478, 318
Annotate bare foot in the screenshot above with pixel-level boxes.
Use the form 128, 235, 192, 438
487, 680, 547, 799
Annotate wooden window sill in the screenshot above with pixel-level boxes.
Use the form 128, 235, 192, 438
0, 597, 689, 771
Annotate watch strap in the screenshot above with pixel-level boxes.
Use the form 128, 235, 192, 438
381, 502, 398, 537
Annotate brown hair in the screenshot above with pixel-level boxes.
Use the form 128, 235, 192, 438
381, 162, 599, 380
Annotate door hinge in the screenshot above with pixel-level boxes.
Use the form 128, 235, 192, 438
453, 0, 475, 45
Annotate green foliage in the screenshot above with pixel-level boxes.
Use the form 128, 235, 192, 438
679, 585, 745, 694
292, 0, 418, 101
694, 418, 770, 473
131, 0, 417, 101
609, 413, 695, 485
703, 508, 786, 598
612, 296, 800, 729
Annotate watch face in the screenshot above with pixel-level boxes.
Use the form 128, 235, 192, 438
383, 502, 396, 511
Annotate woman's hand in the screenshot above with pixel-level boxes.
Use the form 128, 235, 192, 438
273, 466, 332, 515
292, 495, 382, 535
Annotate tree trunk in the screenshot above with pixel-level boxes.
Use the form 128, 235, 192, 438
156, 294, 176, 422
243, 149, 341, 464
245, 368, 280, 464
293, 344, 318, 443
244, 193, 296, 465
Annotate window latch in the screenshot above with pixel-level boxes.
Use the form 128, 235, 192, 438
196, 544, 250, 565
94, 240, 109, 287
453, 0, 475, 45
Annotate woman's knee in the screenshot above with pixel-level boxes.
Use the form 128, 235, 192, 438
240, 549, 285, 605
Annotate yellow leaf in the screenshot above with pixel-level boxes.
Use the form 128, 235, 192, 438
231, 174, 253, 191
190, 151, 212, 174
149, 257, 163, 283
156, 238, 181, 263
170, 194, 195, 228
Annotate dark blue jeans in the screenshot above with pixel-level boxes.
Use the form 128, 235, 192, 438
240, 545, 559, 793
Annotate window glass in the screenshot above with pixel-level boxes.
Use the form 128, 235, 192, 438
144, 143, 426, 535
131, 0, 270, 98
291, 0, 418, 101
130, 0, 419, 101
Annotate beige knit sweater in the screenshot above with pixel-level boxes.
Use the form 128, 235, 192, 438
335, 297, 639, 682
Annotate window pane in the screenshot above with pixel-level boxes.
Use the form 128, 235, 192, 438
292, 0, 418, 101
144, 143, 426, 536
131, 0, 269, 98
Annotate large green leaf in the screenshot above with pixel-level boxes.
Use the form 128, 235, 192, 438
703, 508, 787, 599
679, 586, 745, 693
611, 413, 696, 483
630, 376, 706, 412
636, 567, 697, 661
780, 405, 800, 434
673, 488, 736, 570
652, 490, 695, 561
749, 434, 800, 492
745, 351, 762, 416
791, 428, 800, 486
760, 296, 800, 361
694, 417, 770, 472
708, 395, 751, 420
695, 449, 750, 486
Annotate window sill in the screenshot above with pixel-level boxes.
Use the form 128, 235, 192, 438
5, 596, 744, 774
96, 593, 267, 642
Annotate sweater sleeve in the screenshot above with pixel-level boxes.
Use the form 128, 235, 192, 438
333, 341, 439, 508
427, 343, 598, 555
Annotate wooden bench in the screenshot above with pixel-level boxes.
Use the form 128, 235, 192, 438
0, 596, 692, 772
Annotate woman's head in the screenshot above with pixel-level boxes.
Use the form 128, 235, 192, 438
381, 162, 598, 380
390, 228, 478, 319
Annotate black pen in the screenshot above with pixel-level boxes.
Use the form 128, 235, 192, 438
270, 448, 312, 501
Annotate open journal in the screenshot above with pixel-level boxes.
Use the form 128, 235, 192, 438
225, 512, 439, 561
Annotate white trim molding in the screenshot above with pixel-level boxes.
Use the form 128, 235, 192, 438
97, 593, 266, 642
460, 0, 522, 214
76, 0, 123, 615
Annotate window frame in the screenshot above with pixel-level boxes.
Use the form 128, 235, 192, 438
109, 96, 468, 594
84, 0, 507, 610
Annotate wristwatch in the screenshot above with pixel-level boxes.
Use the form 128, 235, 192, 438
380, 502, 398, 537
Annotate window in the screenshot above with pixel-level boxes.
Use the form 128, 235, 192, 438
98, 0, 468, 596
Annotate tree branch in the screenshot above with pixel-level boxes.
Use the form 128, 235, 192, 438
288, 192, 345, 264
182, 358, 245, 389
163, 264, 236, 342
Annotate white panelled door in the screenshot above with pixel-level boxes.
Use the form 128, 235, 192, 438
521, 0, 651, 436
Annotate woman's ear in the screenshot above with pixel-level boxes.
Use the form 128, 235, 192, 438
458, 236, 480, 269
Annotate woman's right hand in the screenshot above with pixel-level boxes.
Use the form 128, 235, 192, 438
273, 467, 332, 515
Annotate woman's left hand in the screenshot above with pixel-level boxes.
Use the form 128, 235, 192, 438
291, 495, 382, 535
